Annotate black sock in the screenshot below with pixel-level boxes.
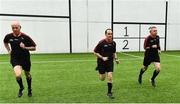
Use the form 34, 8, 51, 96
16, 77, 24, 89
26, 76, 32, 90
107, 83, 112, 93
139, 68, 146, 76
151, 70, 160, 81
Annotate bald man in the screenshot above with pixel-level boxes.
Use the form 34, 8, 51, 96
3, 21, 36, 97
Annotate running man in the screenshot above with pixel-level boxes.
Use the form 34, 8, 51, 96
138, 26, 161, 87
94, 28, 119, 99
3, 21, 36, 97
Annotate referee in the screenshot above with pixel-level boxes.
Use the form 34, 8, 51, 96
138, 26, 161, 87
3, 21, 36, 97
94, 28, 119, 99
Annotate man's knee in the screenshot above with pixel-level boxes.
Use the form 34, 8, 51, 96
14, 65, 22, 78
99, 74, 106, 81
156, 66, 160, 72
155, 63, 161, 72
107, 72, 113, 83
100, 77, 105, 81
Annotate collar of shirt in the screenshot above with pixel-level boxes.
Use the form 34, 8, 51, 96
13, 32, 22, 37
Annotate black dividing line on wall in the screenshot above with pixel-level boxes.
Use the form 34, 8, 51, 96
0, 13, 69, 18
164, 1, 168, 51
111, 0, 168, 51
69, 0, 72, 53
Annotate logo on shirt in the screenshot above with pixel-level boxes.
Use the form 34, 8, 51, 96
14, 39, 19, 41
9, 39, 13, 42
150, 40, 154, 42
108, 44, 112, 46
104, 45, 108, 47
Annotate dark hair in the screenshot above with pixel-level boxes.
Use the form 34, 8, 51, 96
149, 26, 157, 32
105, 28, 112, 34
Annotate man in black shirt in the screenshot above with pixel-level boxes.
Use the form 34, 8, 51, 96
3, 21, 36, 97
94, 28, 119, 99
138, 26, 161, 87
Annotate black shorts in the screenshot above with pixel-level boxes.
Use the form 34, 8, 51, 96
143, 55, 160, 67
96, 61, 114, 74
10, 58, 31, 71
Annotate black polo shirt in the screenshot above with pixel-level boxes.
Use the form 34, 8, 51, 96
94, 39, 116, 66
3, 32, 36, 60
144, 35, 160, 57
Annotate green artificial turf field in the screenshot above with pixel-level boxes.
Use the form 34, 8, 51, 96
0, 51, 180, 103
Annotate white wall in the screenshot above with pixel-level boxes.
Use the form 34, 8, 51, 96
71, 0, 111, 53
0, 0, 70, 53
0, 0, 179, 54
114, 0, 166, 23
0, 17, 70, 53
0, 0, 69, 16
167, 0, 180, 50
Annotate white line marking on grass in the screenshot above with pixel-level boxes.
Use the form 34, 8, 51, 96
163, 53, 180, 58
0, 58, 141, 65
120, 52, 143, 59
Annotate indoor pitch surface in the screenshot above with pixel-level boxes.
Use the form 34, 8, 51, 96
0, 51, 180, 103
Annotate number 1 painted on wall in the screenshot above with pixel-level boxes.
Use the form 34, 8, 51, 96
124, 26, 129, 37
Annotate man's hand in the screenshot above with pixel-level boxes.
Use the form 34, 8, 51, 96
102, 57, 108, 61
115, 58, 120, 64
8, 50, 11, 55
158, 50, 161, 54
20, 42, 26, 49
152, 45, 157, 48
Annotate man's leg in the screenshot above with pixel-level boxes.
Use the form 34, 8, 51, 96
107, 72, 114, 99
107, 72, 113, 93
138, 66, 148, 84
151, 62, 160, 87
99, 73, 106, 81
14, 65, 24, 97
98, 67, 106, 81
138, 56, 150, 84
25, 71, 32, 97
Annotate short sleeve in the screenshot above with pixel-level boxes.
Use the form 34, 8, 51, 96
144, 37, 150, 49
94, 41, 102, 53
24, 35, 36, 47
157, 36, 161, 50
113, 41, 116, 53
3, 35, 10, 43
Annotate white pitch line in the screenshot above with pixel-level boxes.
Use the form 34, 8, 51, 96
120, 52, 143, 59
162, 53, 180, 58
1, 53, 179, 65
0, 58, 141, 65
